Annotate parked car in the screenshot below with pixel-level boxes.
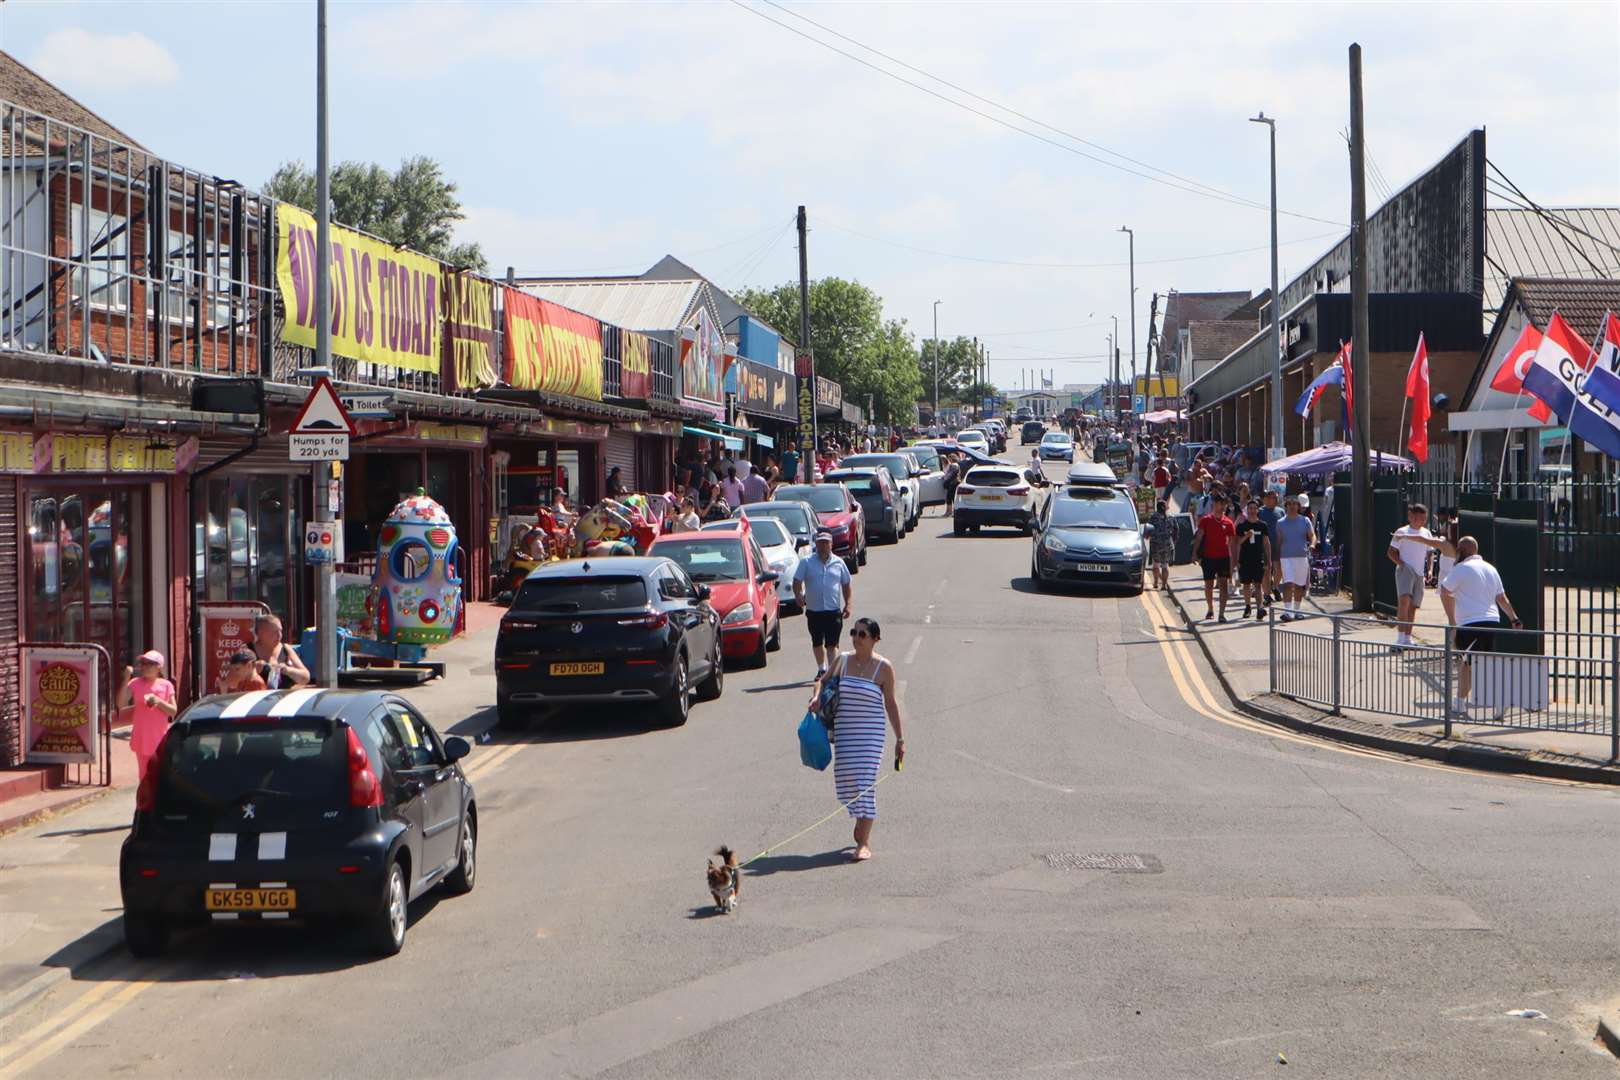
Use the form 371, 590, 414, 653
495, 557, 723, 728
1038, 431, 1076, 462
954, 429, 989, 453
1030, 482, 1150, 594
953, 464, 1037, 535
836, 453, 921, 530
1021, 420, 1047, 445
980, 421, 1008, 453
824, 467, 903, 543
708, 515, 800, 613
901, 444, 948, 508
735, 500, 817, 552
1065, 461, 1119, 486
1014, 408, 1035, 423
650, 524, 781, 669
120, 688, 477, 959
773, 483, 867, 571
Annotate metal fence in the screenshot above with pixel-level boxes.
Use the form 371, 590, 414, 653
1271, 610, 1620, 757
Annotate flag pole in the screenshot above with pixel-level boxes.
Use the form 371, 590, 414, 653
1496, 384, 1530, 495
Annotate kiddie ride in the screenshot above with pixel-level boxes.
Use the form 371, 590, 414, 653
342, 490, 464, 686
495, 493, 675, 603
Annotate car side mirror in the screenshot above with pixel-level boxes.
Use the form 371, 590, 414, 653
443, 736, 470, 762
1142, 523, 1155, 536
911, 469, 926, 478
757, 571, 780, 584
695, 583, 712, 601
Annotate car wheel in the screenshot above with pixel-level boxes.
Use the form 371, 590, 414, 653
367, 861, 408, 957
748, 629, 769, 669
767, 619, 782, 652
124, 911, 169, 958
442, 816, 477, 895
858, 544, 868, 566
496, 698, 525, 729
953, 518, 965, 537
698, 641, 727, 697
662, 653, 693, 723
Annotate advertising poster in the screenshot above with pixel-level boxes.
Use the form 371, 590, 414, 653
444, 270, 497, 391
681, 309, 725, 404
22, 646, 99, 764
336, 572, 377, 640
275, 204, 442, 373
620, 330, 653, 400
503, 289, 604, 400
198, 603, 265, 697
737, 359, 794, 420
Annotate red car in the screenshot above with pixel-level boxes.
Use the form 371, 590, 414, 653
773, 483, 866, 573
648, 522, 782, 668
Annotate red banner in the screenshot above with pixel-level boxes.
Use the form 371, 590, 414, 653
621, 329, 652, 400
503, 290, 604, 400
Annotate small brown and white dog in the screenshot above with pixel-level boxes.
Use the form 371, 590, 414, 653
707, 846, 741, 914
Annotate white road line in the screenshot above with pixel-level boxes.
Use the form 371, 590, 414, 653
932, 578, 949, 597
951, 748, 1075, 794
903, 635, 923, 664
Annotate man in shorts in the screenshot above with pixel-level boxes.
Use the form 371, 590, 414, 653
1439, 537, 1523, 716
1387, 502, 1435, 649
1234, 500, 1273, 621
1273, 496, 1316, 621
792, 532, 854, 679
1195, 497, 1237, 622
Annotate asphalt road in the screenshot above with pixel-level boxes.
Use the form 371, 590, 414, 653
5, 461, 1620, 1078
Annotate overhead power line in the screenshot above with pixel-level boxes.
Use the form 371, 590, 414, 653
730, 0, 1346, 228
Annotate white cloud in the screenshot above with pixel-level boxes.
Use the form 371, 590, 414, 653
29, 28, 180, 92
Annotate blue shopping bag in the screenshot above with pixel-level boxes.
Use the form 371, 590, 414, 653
797, 710, 831, 771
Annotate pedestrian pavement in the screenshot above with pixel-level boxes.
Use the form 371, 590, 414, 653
1157, 563, 1620, 782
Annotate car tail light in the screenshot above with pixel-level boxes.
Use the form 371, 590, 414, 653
501, 617, 538, 632
138, 868, 159, 878
338, 865, 361, 874
1008, 485, 1030, 496
618, 609, 669, 629
958, 485, 976, 495
346, 727, 382, 808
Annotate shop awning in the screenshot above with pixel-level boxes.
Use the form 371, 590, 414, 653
682, 424, 744, 451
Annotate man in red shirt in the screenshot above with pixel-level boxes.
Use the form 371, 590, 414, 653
1151, 455, 1172, 507
1196, 496, 1238, 622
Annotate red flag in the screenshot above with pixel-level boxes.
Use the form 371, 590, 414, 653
1338, 339, 1355, 428
1405, 333, 1430, 462
1490, 323, 1552, 423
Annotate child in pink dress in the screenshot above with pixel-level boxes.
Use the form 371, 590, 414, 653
119, 650, 178, 779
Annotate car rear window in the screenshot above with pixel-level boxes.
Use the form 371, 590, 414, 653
830, 474, 879, 493
907, 446, 940, 470
844, 456, 907, 484
658, 540, 747, 582
777, 486, 846, 513
154, 720, 345, 814
741, 506, 813, 537
747, 518, 790, 547
514, 576, 647, 612
967, 469, 1020, 487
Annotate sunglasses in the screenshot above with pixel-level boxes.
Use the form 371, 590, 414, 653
849, 628, 871, 639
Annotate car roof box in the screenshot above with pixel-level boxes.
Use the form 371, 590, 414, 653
1064, 462, 1117, 486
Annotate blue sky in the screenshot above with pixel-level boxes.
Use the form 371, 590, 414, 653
7, 0, 1617, 388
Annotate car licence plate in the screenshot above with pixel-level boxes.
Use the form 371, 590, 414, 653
206, 887, 296, 912
550, 661, 604, 676
978, 493, 1003, 501
1074, 562, 1112, 573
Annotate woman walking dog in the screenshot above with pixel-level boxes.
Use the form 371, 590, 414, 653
809, 617, 904, 861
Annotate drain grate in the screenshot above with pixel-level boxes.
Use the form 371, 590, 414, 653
1039, 852, 1162, 873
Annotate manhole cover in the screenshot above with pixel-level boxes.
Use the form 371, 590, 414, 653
1039, 852, 1162, 873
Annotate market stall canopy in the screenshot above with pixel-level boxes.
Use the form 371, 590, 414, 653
1259, 441, 1413, 475
1140, 409, 1184, 425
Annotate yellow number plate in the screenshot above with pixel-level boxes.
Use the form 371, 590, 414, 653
549, 661, 605, 676
206, 888, 296, 911
979, 493, 1003, 501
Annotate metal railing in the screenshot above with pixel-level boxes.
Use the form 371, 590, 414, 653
1270, 611, 1620, 758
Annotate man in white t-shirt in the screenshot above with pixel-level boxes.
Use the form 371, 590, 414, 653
1439, 537, 1523, 716
1387, 503, 1435, 649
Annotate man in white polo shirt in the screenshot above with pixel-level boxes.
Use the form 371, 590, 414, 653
1387, 503, 1435, 649
1439, 536, 1523, 717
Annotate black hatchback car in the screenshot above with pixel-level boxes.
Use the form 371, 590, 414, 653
1030, 483, 1152, 594
495, 556, 723, 728
120, 688, 476, 959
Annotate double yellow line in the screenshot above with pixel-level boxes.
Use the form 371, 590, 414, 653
0, 963, 167, 1078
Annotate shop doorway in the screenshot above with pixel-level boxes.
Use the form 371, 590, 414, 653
26, 485, 148, 673
196, 475, 302, 625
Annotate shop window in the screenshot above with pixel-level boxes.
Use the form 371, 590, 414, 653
68, 206, 130, 309
389, 539, 432, 582
25, 487, 144, 671
198, 476, 299, 622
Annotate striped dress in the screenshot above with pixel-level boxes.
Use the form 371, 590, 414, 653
831, 654, 889, 819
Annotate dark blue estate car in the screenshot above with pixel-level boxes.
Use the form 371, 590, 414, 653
1030, 484, 1152, 594
120, 688, 476, 958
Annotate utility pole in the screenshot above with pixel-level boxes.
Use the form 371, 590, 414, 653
1251, 111, 1284, 464
1348, 45, 1373, 610
313, 0, 338, 688
932, 300, 942, 424
1146, 292, 1161, 406
1120, 227, 1136, 414
796, 206, 817, 484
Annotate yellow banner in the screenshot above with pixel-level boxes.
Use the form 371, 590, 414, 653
275, 204, 441, 373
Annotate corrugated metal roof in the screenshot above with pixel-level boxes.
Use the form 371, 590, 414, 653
1484, 208, 1620, 322
511, 278, 706, 332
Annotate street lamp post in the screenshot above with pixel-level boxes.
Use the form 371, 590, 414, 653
932, 299, 942, 427
1251, 112, 1284, 463
1118, 226, 1136, 414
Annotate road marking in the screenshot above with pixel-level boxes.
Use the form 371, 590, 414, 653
951, 748, 1075, 794
451, 928, 953, 1078
0, 969, 162, 1078
903, 635, 924, 665
464, 740, 526, 781
932, 578, 948, 597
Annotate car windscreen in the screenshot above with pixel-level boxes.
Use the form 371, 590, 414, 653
747, 518, 790, 548
1049, 492, 1139, 529
657, 540, 747, 582
829, 474, 879, 494
1041, 434, 1071, 445
742, 506, 812, 537
154, 719, 345, 816
777, 486, 847, 513
966, 469, 1021, 487
514, 576, 647, 612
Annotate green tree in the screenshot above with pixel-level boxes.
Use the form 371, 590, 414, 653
263, 156, 486, 271
919, 335, 983, 404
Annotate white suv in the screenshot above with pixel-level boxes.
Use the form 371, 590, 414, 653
953, 464, 1037, 536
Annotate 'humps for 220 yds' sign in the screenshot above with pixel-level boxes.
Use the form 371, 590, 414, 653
276, 204, 442, 373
